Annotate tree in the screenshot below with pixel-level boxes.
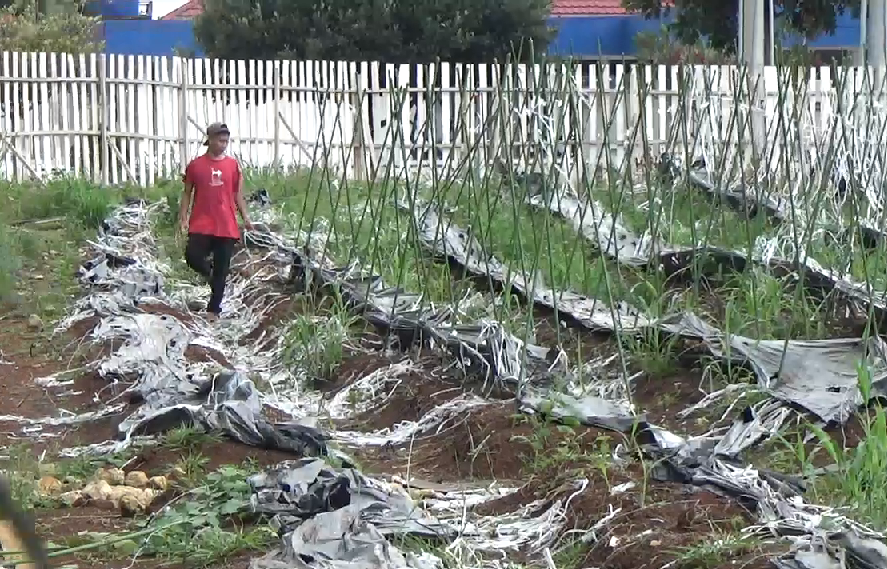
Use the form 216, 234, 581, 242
193, 0, 554, 64
622, 0, 860, 54
0, 1, 102, 53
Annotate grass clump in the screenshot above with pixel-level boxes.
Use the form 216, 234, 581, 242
802, 369, 887, 530
281, 292, 360, 386
162, 425, 225, 454
0, 178, 115, 229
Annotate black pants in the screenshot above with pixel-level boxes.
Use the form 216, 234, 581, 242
185, 233, 237, 314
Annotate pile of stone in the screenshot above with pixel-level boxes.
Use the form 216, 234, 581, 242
40, 467, 169, 517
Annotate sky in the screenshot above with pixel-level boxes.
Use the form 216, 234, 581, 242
151, 0, 186, 18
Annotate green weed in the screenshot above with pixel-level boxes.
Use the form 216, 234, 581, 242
281, 292, 360, 386
162, 425, 225, 455
146, 464, 274, 567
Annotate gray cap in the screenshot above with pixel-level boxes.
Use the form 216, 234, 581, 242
203, 122, 230, 144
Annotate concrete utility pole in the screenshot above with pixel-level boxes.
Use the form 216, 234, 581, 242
738, 0, 766, 155
859, 0, 868, 65
865, 0, 886, 99
768, 0, 775, 65
739, 0, 765, 69
867, 0, 886, 68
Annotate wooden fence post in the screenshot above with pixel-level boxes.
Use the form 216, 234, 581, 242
98, 53, 109, 186
350, 62, 368, 181
272, 61, 280, 167
178, 57, 189, 172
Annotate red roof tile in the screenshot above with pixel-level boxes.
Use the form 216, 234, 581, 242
159, 0, 664, 21
161, 0, 203, 20
551, 0, 672, 16
552, 0, 626, 15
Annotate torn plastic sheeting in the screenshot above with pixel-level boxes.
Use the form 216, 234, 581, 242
795, 255, 887, 326
675, 153, 887, 252
247, 458, 575, 568
275, 232, 558, 389
250, 458, 449, 536
93, 313, 190, 387
248, 458, 452, 569
770, 532, 887, 569
127, 370, 329, 457
250, 229, 543, 388
647, 447, 886, 568
409, 203, 652, 333
407, 203, 646, 432
55, 292, 141, 336
526, 191, 661, 268
711, 399, 794, 458
410, 202, 886, 427
453, 479, 587, 556
518, 387, 638, 433
526, 177, 887, 318
0, 405, 126, 428
79, 254, 164, 299
331, 395, 492, 447
325, 361, 417, 420
519, 186, 887, 424
641, 399, 796, 464
526, 185, 768, 275
660, 155, 789, 224
248, 508, 439, 569
64, 206, 332, 458
94, 313, 329, 456
722, 335, 887, 425
420, 486, 519, 514
522, 189, 811, 305
656, 312, 887, 425
670, 155, 887, 322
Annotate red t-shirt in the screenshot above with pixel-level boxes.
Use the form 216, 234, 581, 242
183, 154, 242, 239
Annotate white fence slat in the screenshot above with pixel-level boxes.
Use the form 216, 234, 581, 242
2, 52, 11, 176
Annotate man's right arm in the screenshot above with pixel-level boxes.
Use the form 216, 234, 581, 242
179, 164, 195, 233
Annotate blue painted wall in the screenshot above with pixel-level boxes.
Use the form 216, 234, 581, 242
101, 20, 205, 57
548, 12, 862, 58
785, 11, 859, 48
97, 12, 862, 58
547, 15, 672, 57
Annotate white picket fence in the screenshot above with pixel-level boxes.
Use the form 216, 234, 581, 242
0, 51, 868, 186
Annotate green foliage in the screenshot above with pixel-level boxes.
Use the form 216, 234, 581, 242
635, 27, 737, 64
2, 178, 115, 229
0, 2, 103, 53
804, 367, 887, 529
281, 292, 358, 385
623, 0, 860, 54
0, 225, 24, 300
147, 464, 275, 566
193, 0, 554, 63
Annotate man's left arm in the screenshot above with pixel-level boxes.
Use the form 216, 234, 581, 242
233, 161, 254, 231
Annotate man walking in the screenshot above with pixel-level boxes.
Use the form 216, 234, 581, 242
178, 122, 253, 321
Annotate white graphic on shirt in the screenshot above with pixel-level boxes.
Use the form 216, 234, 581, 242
210, 167, 223, 186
